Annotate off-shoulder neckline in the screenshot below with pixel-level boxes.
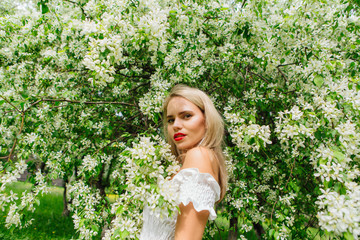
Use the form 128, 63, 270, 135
172, 167, 221, 190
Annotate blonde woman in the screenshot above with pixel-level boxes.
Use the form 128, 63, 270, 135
140, 85, 227, 240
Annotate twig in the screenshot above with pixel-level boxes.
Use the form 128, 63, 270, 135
94, 137, 123, 156
63, 0, 88, 19
0, 95, 21, 114
210, 75, 232, 96
243, 66, 248, 93
0, 112, 25, 161
202, 27, 220, 47
247, 68, 270, 83
311, 229, 320, 240
43, 99, 134, 106
25, 98, 134, 112
276, 66, 288, 83
117, 72, 152, 79
129, 82, 151, 93
24, 99, 43, 113
241, 0, 247, 8
302, 213, 315, 232
277, 62, 298, 67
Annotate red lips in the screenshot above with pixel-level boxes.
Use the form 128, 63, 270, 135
174, 133, 186, 141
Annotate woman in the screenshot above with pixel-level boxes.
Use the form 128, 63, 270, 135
140, 85, 227, 240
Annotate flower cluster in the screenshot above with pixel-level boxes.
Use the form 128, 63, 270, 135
224, 106, 272, 154
317, 183, 360, 236
67, 181, 103, 240
103, 135, 179, 239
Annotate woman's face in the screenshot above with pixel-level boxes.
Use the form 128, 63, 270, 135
166, 96, 206, 152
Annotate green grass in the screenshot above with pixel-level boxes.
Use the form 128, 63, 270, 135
0, 182, 76, 240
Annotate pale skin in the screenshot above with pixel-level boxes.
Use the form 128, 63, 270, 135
166, 96, 220, 240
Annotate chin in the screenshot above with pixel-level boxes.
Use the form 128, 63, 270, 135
174, 143, 187, 151
176, 143, 196, 152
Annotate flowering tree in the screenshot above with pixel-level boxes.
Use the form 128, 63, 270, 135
0, 0, 359, 239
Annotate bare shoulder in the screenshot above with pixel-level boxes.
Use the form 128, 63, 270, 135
182, 147, 219, 181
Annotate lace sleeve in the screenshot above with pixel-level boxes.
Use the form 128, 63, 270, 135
172, 168, 220, 220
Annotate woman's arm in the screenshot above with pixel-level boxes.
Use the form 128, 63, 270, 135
175, 202, 209, 240
174, 147, 219, 240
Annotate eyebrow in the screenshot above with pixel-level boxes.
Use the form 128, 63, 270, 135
166, 110, 194, 118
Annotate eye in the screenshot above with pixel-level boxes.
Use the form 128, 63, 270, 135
184, 114, 192, 119
167, 119, 174, 124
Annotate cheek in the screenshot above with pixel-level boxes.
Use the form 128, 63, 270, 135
167, 125, 172, 134
194, 118, 206, 132
200, 121, 206, 134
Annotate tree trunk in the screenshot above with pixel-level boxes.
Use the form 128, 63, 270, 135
62, 178, 70, 216
228, 216, 238, 240
253, 222, 265, 239
96, 165, 106, 197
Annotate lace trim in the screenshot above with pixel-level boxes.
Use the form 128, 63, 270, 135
172, 168, 220, 220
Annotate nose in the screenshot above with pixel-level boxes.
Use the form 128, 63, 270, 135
172, 118, 182, 130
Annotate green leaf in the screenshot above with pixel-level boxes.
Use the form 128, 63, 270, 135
21, 92, 28, 99
333, 151, 345, 162
314, 75, 324, 87
344, 232, 354, 240
6, 165, 12, 172
120, 230, 130, 238
289, 181, 300, 192
158, 197, 164, 207
169, 10, 177, 15
113, 228, 121, 238
116, 205, 124, 215
323, 180, 330, 189
91, 224, 99, 232
41, 3, 49, 14
243, 135, 251, 143
274, 231, 279, 239
249, 115, 256, 123
79, 219, 85, 228
233, 187, 240, 194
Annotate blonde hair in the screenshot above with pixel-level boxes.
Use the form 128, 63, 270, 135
163, 84, 227, 201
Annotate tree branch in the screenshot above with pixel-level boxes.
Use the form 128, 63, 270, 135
44, 99, 134, 106
116, 72, 152, 80
0, 95, 21, 113
241, 0, 247, 8
25, 98, 134, 112
63, 0, 88, 19
94, 136, 124, 156
277, 62, 299, 67
276, 66, 288, 83
247, 68, 270, 83
0, 112, 25, 161
129, 82, 151, 93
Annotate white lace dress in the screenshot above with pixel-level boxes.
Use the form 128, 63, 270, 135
139, 168, 220, 240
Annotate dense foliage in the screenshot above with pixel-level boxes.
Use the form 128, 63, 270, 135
0, 0, 359, 239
